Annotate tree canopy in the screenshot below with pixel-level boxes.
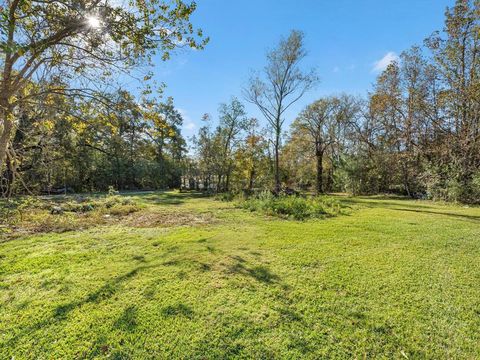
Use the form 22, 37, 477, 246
1, 0, 479, 204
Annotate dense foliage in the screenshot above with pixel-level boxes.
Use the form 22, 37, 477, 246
0, 0, 206, 195
3, 90, 188, 194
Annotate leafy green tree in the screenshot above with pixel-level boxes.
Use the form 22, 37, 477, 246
215, 98, 248, 192
293, 97, 340, 194
233, 118, 271, 192
143, 97, 186, 188
424, 0, 480, 201
0, 0, 207, 174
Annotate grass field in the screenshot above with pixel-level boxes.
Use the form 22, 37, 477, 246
1, 192, 479, 359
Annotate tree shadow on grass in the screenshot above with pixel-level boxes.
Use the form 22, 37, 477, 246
205, 245, 217, 253
230, 255, 246, 263
113, 305, 138, 332
276, 306, 304, 323
132, 255, 147, 262
391, 207, 480, 222
161, 303, 194, 319
339, 197, 437, 210
54, 265, 155, 319
227, 262, 280, 284
5, 264, 154, 348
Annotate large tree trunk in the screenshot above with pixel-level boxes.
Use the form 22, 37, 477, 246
216, 174, 222, 193
225, 172, 230, 192
0, 107, 14, 175
157, 136, 165, 188
402, 162, 412, 198
274, 129, 281, 194
315, 145, 324, 195
203, 175, 209, 191
248, 168, 255, 191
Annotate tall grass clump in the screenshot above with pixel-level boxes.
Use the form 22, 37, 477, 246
240, 191, 342, 220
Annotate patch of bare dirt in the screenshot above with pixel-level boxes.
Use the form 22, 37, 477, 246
124, 211, 216, 228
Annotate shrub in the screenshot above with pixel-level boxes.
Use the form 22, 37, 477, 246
0, 196, 41, 223
239, 192, 342, 220
215, 192, 235, 202
108, 186, 119, 197
107, 203, 139, 216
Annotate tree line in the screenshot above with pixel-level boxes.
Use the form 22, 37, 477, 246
1, 0, 479, 203
189, 1, 480, 203
0, 0, 207, 196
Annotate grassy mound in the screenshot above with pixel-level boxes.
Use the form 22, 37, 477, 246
239, 191, 343, 220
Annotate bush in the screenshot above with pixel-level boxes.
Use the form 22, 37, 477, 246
215, 192, 235, 202
422, 163, 480, 204
59, 194, 134, 213
471, 172, 480, 203
239, 191, 342, 220
107, 203, 139, 216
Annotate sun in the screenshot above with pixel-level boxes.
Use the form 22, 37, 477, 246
86, 16, 101, 29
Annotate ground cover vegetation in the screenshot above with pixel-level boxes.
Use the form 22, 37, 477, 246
1, 192, 479, 358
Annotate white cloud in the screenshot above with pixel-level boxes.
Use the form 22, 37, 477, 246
178, 108, 196, 133
372, 52, 399, 73
184, 121, 196, 130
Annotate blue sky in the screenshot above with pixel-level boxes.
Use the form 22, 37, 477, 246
150, 0, 454, 138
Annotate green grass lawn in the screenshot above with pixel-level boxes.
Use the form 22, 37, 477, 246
1, 192, 480, 359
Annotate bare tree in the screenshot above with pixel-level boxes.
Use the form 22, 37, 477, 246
244, 30, 318, 193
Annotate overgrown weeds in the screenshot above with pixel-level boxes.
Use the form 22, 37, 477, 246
0, 194, 139, 238
215, 192, 235, 202
238, 191, 343, 220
